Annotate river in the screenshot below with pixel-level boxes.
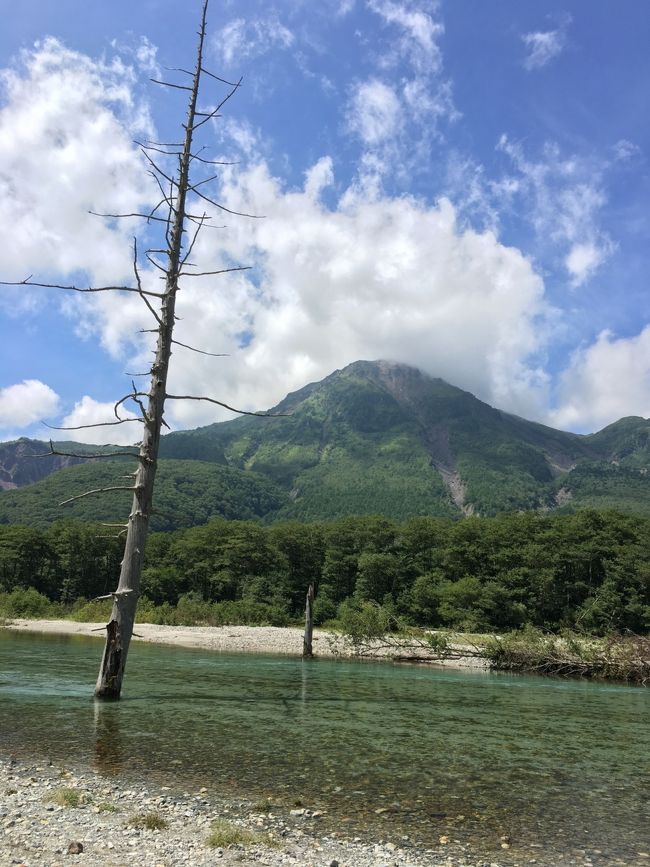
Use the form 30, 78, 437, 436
0, 630, 648, 865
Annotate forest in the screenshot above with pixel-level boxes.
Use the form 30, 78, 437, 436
1, 508, 648, 636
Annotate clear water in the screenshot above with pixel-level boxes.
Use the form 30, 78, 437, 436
0, 630, 648, 865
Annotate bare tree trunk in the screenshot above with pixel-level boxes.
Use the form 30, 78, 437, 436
302, 583, 315, 659
94, 3, 209, 700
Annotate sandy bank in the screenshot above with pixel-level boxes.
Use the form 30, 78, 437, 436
2, 620, 487, 669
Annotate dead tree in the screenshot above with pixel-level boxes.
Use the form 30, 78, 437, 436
302, 582, 315, 659
2, 0, 270, 699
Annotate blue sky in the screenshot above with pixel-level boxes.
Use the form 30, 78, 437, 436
0, 0, 648, 443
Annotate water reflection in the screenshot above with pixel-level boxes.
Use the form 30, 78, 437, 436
93, 701, 124, 776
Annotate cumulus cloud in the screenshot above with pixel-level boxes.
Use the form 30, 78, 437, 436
0, 38, 156, 287
552, 327, 650, 431
60, 396, 140, 446
0, 380, 60, 429
74, 158, 552, 431
522, 16, 571, 70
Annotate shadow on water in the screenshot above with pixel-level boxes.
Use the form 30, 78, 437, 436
1, 629, 649, 865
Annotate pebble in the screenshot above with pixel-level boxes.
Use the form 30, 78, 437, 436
0, 756, 517, 867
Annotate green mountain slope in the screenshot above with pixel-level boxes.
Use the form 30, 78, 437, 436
0, 460, 286, 530
1, 360, 649, 526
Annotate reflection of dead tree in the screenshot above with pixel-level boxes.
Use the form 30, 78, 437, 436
1, 0, 275, 699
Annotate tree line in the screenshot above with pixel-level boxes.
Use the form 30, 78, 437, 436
0, 509, 648, 635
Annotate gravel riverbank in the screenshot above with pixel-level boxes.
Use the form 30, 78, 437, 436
1, 757, 508, 867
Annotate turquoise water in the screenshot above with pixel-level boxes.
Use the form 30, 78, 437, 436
0, 630, 648, 865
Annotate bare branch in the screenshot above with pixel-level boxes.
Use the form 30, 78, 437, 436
148, 171, 176, 213
0, 276, 164, 298
179, 265, 251, 278
113, 389, 148, 422
43, 418, 143, 431
150, 77, 192, 91
141, 149, 177, 186
163, 65, 194, 77
200, 66, 241, 88
133, 238, 163, 325
180, 213, 206, 268
60, 486, 136, 506
91, 589, 134, 603
165, 394, 287, 417
172, 339, 228, 357
185, 215, 226, 230
145, 253, 169, 274
32, 439, 138, 460
139, 139, 184, 148
89, 210, 170, 224
186, 183, 264, 219
191, 77, 242, 131
190, 151, 238, 166
189, 172, 220, 190
136, 141, 182, 157
130, 380, 149, 420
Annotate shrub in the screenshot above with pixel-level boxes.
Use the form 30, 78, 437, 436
68, 598, 112, 622
45, 787, 83, 808
207, 819, 266, 848
128, 811, 168, 830
0, 588, 57, 618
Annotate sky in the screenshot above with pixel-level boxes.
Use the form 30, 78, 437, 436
0, 0, 648, 444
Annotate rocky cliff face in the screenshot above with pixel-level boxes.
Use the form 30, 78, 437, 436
0, 439, 93, 490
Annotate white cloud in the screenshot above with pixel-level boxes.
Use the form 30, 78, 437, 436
497, 136, 614, 284
0, 380, 60, 428
522, 16, 571, 70
76, 158, 552, 430
565, 242, 608, 285
552, 327, 650, 431
214, 16, 294, 68
613, 139, 641, 162
368, 0, 444, 73
346, 79, 401, 146
342, 0, 457, 192
0, 38, 156, 287
60, 396, 140, 446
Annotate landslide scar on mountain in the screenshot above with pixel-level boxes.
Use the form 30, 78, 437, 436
424, 424, 474, 516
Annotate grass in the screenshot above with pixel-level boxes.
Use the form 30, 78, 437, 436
128, 811, 168, 830
206, 819, 269, 848
97, 801, 118, 813
45, 787, 84, 808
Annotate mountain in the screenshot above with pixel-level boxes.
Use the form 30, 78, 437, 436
0, 438, 118, 491
1, 360, 649, 527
